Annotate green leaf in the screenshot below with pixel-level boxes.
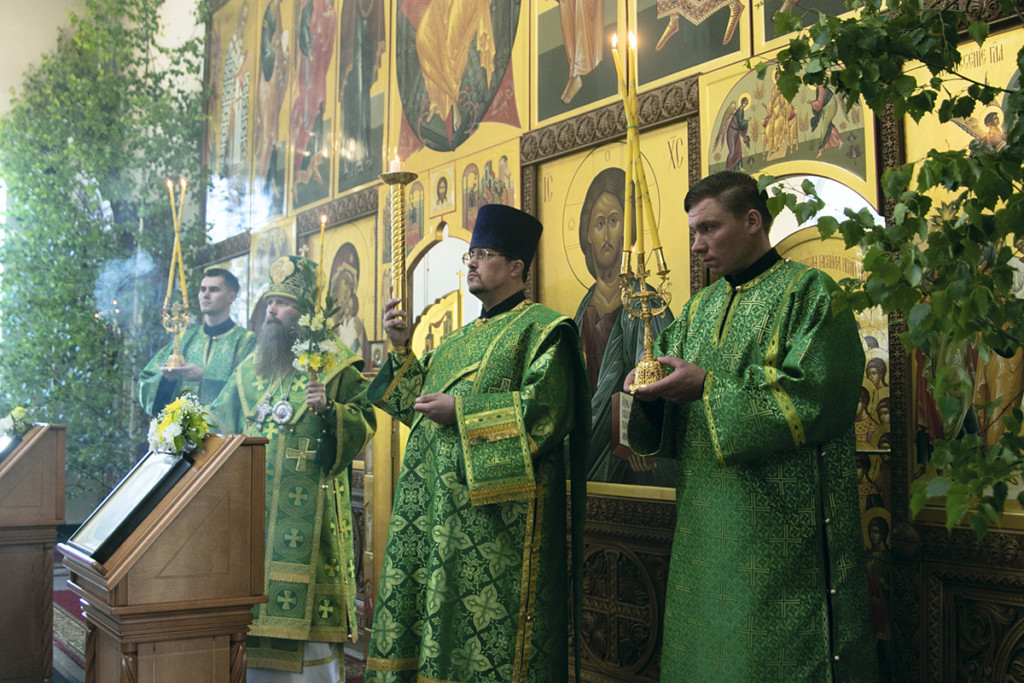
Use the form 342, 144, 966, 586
777, 69, 802, 101
817, 215, 839, 239
969, 513, 989, 540
925, 475, 951, 498
968, 21, 989, 46
908, 301, 932, 330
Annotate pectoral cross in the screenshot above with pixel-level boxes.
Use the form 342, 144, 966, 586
255, 402, 272, 423
285, 438, 315, 472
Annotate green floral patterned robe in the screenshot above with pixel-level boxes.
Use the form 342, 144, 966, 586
628, 259, 878, 682
365, 302, 589, 683
139, 321, 256, 416
209, 344, 375, 673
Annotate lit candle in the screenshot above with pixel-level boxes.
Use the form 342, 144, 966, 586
628, 32, 639, 102
164, 180, 175, 305
389, 151, 404, 173
632, 136, 644, 256
318, 214, 327, 301
611, 34, 626, 99
640, 170, 662, 251
176, 179, 188, 308
624, 132, 634, 256
177, 239, 189, 310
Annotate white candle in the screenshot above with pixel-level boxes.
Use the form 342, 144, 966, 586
389, 151, 404, 173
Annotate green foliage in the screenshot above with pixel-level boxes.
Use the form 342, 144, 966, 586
0, 0, 206, 494
768, 0, 1024, 534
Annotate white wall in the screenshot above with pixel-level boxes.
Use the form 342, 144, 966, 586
0, 0, 201, 118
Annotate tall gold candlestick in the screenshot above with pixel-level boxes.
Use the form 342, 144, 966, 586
380, 165, 418, 325
318, 214, 327, 306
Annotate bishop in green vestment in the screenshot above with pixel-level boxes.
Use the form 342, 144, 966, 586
209, 255, 376, 679
365, 205, 589, 683
627, 172, 878, 682
139, 268, 256, 416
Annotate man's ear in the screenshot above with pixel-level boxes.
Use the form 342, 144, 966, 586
746, 208, 763, 234
227, 290, 239, 304
510, 259, 525, 280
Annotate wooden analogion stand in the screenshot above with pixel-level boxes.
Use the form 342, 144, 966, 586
57, 434, 267, 683
0, 424, 66, 683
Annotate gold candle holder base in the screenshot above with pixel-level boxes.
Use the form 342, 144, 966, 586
629, 349, 666, 392
161, 302, 189, 370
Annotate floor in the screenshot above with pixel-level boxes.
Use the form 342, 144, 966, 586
52, 559, 84, 683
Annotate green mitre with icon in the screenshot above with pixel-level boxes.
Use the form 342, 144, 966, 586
265, 254, 318, 303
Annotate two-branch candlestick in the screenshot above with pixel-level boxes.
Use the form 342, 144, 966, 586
610, 34, 673, 391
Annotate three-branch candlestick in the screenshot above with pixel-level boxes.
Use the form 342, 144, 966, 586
161, 302, 190, 369
380, 171, 418, 326
622, 252, 672, 393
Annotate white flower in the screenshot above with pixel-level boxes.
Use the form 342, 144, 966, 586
160, 422, 183, 440
0, 416, 13, 434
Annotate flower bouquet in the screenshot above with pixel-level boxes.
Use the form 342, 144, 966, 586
293, 311, 341, 377
0, 406, 32, 438
291, 258, 341, 380
148, 393, 214, 456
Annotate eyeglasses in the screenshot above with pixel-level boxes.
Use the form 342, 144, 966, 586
461, 248, 505, 265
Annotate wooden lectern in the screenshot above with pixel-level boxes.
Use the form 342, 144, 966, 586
0, 424, 66, 683
58, 434, 267, 683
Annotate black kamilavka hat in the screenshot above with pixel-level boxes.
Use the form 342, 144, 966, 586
469, 204, 543, 271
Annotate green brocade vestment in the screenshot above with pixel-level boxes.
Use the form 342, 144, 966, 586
209, 344, 375, 673
628, 260, 878, 682
365, 302, 589, 683
139, 321, 256, 416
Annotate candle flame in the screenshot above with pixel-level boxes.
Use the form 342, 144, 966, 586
628, 31, 637, 49
612, 33, 618, 49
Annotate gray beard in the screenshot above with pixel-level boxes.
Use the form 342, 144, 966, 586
255, 320, 297, 377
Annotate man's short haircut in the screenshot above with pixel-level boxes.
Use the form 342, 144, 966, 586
684, 171, 773, 233
204, 267, 241, 293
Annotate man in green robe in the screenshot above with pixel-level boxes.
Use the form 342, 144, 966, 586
210, 255, 376, 681
139, 268, 256, 416
365, 205, 589, 683
627, 172, 878, 681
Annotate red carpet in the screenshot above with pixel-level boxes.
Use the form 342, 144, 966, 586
52, 584, 86, 668
345, 655, 366, 682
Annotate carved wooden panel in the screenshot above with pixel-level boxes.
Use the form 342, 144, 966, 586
521, 78, 698, 167
924, 556, 1024, 682
296, 186, 379, 237
574, 496, 675, 682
